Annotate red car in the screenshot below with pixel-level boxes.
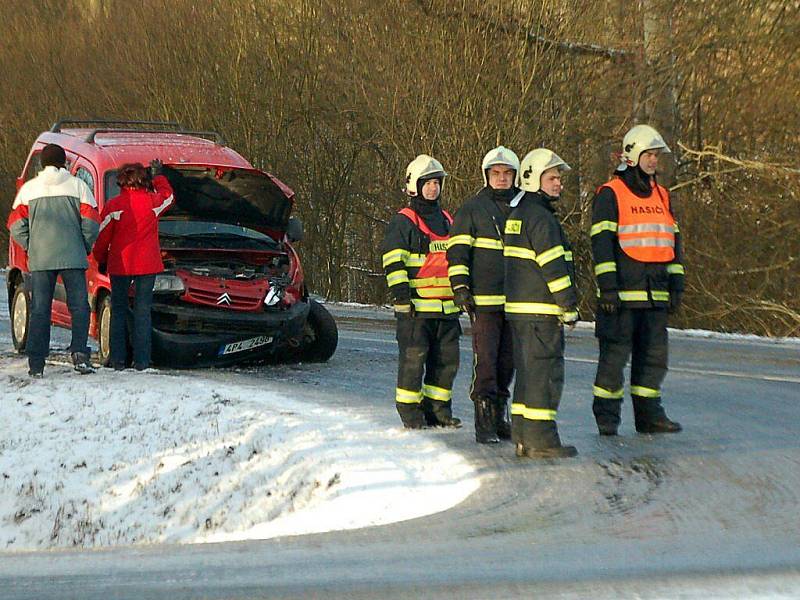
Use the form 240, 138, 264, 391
7, 119, 337, 367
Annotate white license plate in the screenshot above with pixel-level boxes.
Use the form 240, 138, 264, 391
219, 335, 274, 356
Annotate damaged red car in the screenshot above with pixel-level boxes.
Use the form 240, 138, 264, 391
7, 119, 337, 367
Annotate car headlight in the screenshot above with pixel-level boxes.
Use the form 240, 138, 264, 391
153, 274, 185, 293
264, 286, 283, 306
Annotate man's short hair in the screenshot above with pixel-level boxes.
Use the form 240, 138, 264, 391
41, 144, 67, 169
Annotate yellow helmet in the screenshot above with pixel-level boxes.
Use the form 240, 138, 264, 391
481, 146, 520, 186
517, 148, 571, 193
620, 124, 671, 169
405, 154, 447, 196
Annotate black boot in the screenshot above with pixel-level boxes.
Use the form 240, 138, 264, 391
428, 398, 462, 429
474, 397, 499, 444
632, 395, 682, 434
397, 403, 427, 430
592, 395, 622, 436
421, 398, 439, 427
493, 398, 512, 440
516, 421, 577, 458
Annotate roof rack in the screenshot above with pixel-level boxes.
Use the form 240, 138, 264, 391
49, 119, 226, 145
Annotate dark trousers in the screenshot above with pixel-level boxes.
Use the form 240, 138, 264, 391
395, 317, 461, 427
28, 269, 90, 370
510, 319, 565, 449
469, 311, 514, 404
593, 307, 669, 428
110, 274, 156, 369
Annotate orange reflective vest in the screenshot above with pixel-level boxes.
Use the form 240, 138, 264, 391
399, 207, 454, 300
602, 178, 675, 263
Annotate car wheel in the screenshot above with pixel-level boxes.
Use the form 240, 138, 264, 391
11, 283, 30, 353
300, 299, 338, 362
97, 295, 113, 367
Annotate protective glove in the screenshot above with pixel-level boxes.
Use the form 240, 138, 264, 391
149, 158, 164, 177
598, 290, 620, 314
560, 307, 579, 328
395, 303, 415, 318
668, 291, 683, 314
452, 286, 476, 315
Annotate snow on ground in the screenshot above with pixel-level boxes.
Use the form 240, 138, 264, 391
0, 357, 479, 551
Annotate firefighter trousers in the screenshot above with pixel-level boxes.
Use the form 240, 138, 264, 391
395, 316, 461, 428
469, 311, 514, 405
593, 307, 669, 429
510, 319, 566, 449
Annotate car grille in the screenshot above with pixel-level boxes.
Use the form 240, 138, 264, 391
184, 286, 262, 311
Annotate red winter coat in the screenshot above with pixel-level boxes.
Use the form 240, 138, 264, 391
93, 175, 174, 276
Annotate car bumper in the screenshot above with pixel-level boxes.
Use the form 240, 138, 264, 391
150, 299, 310, 367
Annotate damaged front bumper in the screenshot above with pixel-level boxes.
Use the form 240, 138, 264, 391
150, 299, 310, 367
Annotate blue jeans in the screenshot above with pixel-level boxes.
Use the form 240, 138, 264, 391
28, 269, 90, 370
110, 274, 156, 369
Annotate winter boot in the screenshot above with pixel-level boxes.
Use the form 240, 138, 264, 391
493, 398, 512, 440
430, 399, 462, 429
474, 397, 499, 444
421, 398, 439, 427
516, 420, 578, 459
592, 395, 622, 436
397, 403, 427, 430
632, 395, 682, 434
71, 352, 95, 375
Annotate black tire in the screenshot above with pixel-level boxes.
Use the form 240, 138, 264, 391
300, 300, 338, 362
97, 295, 113, 367
11, 283, 30, 353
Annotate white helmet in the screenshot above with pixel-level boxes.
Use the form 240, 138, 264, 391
517, 148, 571, 193
619, 124, 671, 170
481, 146, 520, 186
405, 154, 447, 196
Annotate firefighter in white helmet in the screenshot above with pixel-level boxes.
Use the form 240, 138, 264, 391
503, 148, 579, 458
381, 154, 462, 429
590, 124, 684, 435
446, 146, 520, 444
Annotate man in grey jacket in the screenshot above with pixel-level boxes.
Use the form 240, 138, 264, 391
8, 144, 100, 376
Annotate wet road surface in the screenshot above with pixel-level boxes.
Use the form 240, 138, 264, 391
2, 305, 799, 598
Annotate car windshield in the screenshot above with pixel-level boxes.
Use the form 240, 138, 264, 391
159, 220, 278, 250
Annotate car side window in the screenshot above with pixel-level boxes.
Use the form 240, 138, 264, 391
75, 167, 95, 195
23, 153, 42, 182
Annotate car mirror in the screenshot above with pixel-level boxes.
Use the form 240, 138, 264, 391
286, 216, 304, 243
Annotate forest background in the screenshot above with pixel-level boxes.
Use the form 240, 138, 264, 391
2, 0, 798, 336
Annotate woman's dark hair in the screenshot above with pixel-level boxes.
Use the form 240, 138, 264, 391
116, 163, 151, 189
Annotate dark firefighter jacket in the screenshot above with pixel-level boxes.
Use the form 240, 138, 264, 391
381, 197, 459, 318
591, 167, 685, 309
503, 191, 578, 321
446, 186, 518, 312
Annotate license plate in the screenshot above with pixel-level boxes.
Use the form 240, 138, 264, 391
218, 335, 273, 356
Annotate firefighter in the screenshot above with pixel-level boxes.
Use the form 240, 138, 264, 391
381, 154, 462, 429
503, 148, 579, 458
447, 146, 520, 444
590, 124, 684, 435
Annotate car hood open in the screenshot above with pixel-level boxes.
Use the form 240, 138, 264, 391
161, 166, 295, 233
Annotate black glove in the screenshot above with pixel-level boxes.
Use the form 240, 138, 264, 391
395, 303, 415, 318
149, 159, 163, 177
560, 306, 579, 328
668, 291, 683, 314
453, 286, 476, 315
598, 290, 620, 314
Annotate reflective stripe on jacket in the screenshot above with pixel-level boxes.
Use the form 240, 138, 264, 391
398, 208, 454, 300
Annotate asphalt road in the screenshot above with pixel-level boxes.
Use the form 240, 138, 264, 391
2, 304, 800, 599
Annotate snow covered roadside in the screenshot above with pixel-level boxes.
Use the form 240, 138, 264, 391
0, 358, 479, 551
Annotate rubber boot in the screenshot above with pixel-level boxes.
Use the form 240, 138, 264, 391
493, 398, 512, 440
421, 398, 439, 427
474, 397, 499, 444
592, 396, 622, 436
430, 398, 462, 429
632, 395, 682, 434
516, 420, 577, 458
396, 403, 427, 430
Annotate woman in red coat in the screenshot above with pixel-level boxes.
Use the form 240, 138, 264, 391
93, 161, 173, 370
